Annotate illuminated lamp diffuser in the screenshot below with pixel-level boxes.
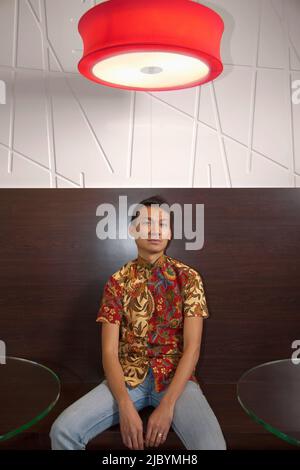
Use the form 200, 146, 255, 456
78, 0, 224, 91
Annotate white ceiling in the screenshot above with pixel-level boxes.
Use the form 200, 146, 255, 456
0, 0, 299, 188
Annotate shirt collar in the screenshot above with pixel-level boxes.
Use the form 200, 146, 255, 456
135, 253, 167, 270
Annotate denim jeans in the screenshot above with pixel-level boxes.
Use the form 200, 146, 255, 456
49, 367, 227, 450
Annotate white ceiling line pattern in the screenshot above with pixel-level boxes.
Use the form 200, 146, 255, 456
40, 0, 57, 188
272, 0, 295, 187
0, 0, 299, 188
210, 80, 232, 188
127, 90, 136, 180
190, 86, 200, 187
7, 0, 19, 175
26, 0, 115, 183
146, 91, 296, 175
246, 0, 262, 175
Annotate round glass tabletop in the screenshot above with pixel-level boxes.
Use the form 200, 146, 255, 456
0, 356, 60, 442
237, 358, 300, 447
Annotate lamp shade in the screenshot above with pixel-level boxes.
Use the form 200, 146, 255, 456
78, 0, 224, 91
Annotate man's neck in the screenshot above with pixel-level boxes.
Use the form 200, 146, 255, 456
137, 250, 165, 265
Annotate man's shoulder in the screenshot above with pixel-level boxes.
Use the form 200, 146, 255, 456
108, 255, 201, 285
165, 255, 201, 278
109, 259, 135, 285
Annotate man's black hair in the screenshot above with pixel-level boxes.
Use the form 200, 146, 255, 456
130, 195, 173, 251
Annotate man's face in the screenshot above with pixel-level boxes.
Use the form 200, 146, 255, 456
129, 205, 172, 254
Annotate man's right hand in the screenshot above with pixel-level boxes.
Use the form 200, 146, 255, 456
118, 400, 144, 450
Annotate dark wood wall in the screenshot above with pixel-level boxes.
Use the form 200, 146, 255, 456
0, 189, 299, 385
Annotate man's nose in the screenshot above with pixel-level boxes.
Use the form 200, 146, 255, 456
149, 222, 160, 238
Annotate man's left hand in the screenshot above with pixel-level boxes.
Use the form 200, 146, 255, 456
144, 401, 174, 447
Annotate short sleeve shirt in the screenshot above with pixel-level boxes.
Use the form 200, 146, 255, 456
96, 253, 209, 392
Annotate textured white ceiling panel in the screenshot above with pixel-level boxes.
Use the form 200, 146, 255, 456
287, 0, 300, 71
0, 0, 15, 67
0, 0, 299, 188
150, 95, 195, 187
253, 69, 291, 168
292, 71, 300, 175
0, 144, 50, 187
194, 124, 228, 187
45, 0, 88, 73
14, 70, 49, 167
225, 138, 291, 187
214, 66, 253, 146
203, 0, 261, 66
258, 0, 285, 69
0, 69, 11, 145
17, 0, 44, 69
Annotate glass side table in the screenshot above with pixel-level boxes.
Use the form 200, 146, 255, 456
237, 358, 300, 447
0, 356, 60, 442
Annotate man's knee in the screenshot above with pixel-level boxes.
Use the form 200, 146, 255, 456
215, 434, 227, 450
49, 410, 75, 444
49, 414, 67, 442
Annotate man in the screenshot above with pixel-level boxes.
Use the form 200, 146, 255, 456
50, 195, 226, 450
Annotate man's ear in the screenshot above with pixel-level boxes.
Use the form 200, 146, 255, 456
128, 220, 138, 239
128, 221, 134, 238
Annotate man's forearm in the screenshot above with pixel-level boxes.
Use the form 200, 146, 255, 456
160, 349, 200, 408
102, 355, 132, 406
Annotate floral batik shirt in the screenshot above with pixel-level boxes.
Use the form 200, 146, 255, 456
96, 253, 209, 392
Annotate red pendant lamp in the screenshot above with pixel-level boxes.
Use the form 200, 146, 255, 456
78, 0, 224, 92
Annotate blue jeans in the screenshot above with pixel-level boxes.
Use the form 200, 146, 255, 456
49, 367, 226, 450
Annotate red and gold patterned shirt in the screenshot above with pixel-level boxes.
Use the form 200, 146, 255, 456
96, 253, 209, 392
